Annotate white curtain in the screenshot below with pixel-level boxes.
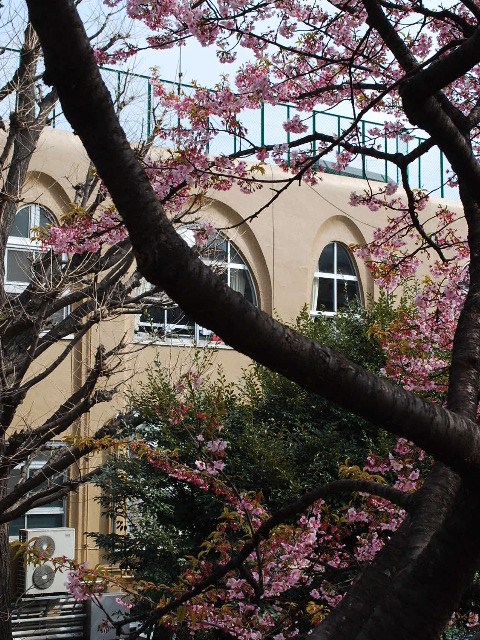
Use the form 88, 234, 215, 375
230, 268, 246, 295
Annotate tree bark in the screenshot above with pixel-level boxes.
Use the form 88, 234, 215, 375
310, 464, 462, 640
0, 474, 12, 640
0, 24, 43, 286
355, 483, 480, 640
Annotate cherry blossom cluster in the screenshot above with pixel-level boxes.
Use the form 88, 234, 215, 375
105, 370, 431, 637
155, 430, 425, 639
352, 187, 467, 394
43, 0, 480, 259
40, 207, 128, 255
193, 221, 216, 247
64, 562, 93, 602
161, 497, 350, 640
368, 121, 415, 144
100, 0, 480, 164
56, 363, 425, 630
370, 271, 466, 394
132, 439, 237, 504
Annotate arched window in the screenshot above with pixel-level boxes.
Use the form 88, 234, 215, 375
5, 204, 53, 293
312, 242, 360, 316
137, 231, 258, 345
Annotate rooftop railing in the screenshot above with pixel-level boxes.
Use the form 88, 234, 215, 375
0, 47, 458, 200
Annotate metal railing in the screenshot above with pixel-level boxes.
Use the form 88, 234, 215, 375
0, 46, 458, 200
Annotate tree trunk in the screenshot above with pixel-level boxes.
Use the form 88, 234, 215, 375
311, 464, 462, 640
0, 485, 12, 640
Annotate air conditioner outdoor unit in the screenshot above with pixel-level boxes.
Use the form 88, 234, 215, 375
19, 528, 75, 595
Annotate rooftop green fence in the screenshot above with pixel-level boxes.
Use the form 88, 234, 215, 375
0, 47, 457, 201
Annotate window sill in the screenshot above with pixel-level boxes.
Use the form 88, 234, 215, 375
133, 333, 233, 349
39, 331, 74, 340
310, 310, 336, 317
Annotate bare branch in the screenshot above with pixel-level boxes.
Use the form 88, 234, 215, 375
0, 469, 99, 524
0, 415, 121, 516
399, 166, 448, 262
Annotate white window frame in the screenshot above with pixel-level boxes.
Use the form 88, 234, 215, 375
5, 204, 50, 294
5, 204, 70, 328
311, 242, 360, 317
136, 232, 257, 345
8, 451, 67, 542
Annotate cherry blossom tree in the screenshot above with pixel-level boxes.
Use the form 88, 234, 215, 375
22, 0, 480, 639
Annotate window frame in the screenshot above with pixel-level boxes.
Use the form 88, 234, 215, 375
136, 232, 258, 345
311, 241, 361, 317
8, 452, 68, 542
5, 204, 71, 328
5, 204, 52, 294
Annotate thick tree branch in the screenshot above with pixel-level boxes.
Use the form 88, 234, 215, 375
4, 344, 119, 463
459, 0, 480, 20
362, 0, 418, 72
0, 417, 118, 516
14, 320, 93, 395
399, 166, 447, 261
353, 482, 480, 640
402, 27, 480, 103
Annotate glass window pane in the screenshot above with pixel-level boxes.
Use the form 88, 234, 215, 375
136, 235, 258, 344
7, 468, 21, 493
166, 306, 186, 324
197, 325, 214, 345
337, 280, 360, 310
242, 273, 256, 305
12, 207, 30, 238
139, 306, 165, 327
6, 249, 32, 283
318, 243, 334, 273
316, 278, 334, 312
39, 207, 51, 229
229, 245, 245, 265
203, 235, 228, 261
167, 321, 195, 339
179, 227, 195, 247
49, 306, 68, 326
26, 513, 64, 529
27, 468, 66, 509
32, 452, 50, 465
9, 516, 26, 539
165, 306, 195, 338
336, 244, 356, 275
8, 454, 66, 538
230, 268, 246, 295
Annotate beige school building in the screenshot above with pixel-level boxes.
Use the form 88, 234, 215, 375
6, 126, 460, 569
